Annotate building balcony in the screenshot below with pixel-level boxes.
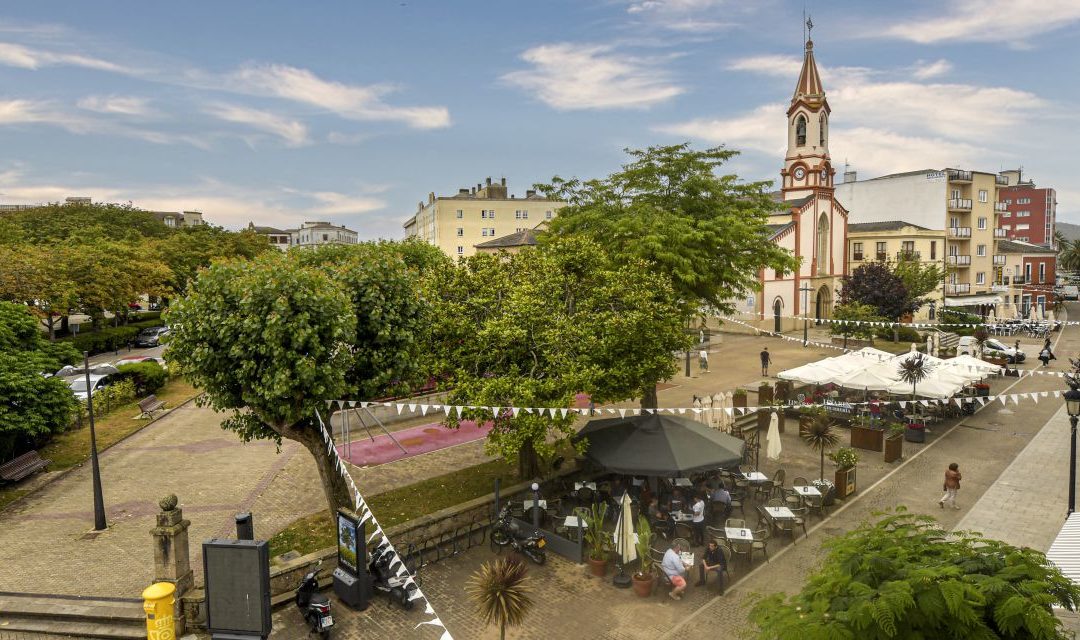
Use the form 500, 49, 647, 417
1006, 276, 1027, 285
994, 202, 1008, 212
993, 255, 1006, 266
946, 283, 971, 295
949, 226, 972, 238
991, 284, 1009, 292
994, 228, 1008, 238
996, 175, 1009, 186
947, 254, 972, 266
896, 250, 920, 260
949, 198, 973, 211
948, 169, 973, 182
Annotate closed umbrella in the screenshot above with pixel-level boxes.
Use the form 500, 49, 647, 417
766, 412, 782, 460
701, 393, 714, 428
713, 392, 725, 430
926, 335, 933, 356
692, 396, 704, 424
613, 492, 637, 567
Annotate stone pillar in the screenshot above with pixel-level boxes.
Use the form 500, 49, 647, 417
150, 494, 193, 632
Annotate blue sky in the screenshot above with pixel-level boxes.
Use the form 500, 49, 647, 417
0, 0, 1077, 237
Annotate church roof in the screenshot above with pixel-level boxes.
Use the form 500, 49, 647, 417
792, 39, 825, 105
766, 221, 795, 238
769, 192, 814, 209
849, 221, 931, 233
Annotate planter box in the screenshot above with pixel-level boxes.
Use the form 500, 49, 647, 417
974, 385, 990, 398
883, 436, 903, 463
732, 394, 748, 409
758, 385, 774, 405
834, 467, 856, 499
904, 425, 926, 443
776, 381, 793, 403
850, 425, 884, 452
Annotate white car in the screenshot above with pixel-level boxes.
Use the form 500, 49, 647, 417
68, 374, 111, 401
957, 336, 1026, 363
113, 356, 167, 369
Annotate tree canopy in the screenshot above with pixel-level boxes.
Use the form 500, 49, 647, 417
892, 256, 944, 311
539, 143, 799, 316
840, 262, 910, 320
829, 301, 886, 341
749, 510, 1080, 640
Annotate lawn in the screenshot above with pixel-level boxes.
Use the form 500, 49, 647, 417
269, 457, 517, 559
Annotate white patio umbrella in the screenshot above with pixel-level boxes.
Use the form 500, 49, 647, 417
830, 362, 898, 391
1049, 310, 1057, 325
701, 393, 714, 428
1029, 305, 1038, 321
766, 412, 782, 460
926, 335, 933, 356
692, 396, 705, 424
712, 392, 725, 430
613, 491, 638, 568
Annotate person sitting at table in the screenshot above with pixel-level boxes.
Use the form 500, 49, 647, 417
695, 540, 726, 594
661, 541, 691, 600
653, 505, 675, 540
710, 485, 732, 521
670, 487, 686, 512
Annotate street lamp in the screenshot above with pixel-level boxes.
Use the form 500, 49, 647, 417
800, 284, 812, 346
1065, 388, 1080, 516
83, 351, 107, 531
530, 481, 542, 528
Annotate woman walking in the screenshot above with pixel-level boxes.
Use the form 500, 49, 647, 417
1039, 338, 1057, 367
939, 462, 962, 510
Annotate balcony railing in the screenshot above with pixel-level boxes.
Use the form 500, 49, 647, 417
949, 227, 971, 238
994, 202, 1008, 212
993, 255, 1006, 265
946, 283, 971, 295
993, 228, 1007, 238
948, 169, 973, 182
852, 253, 863, 261
996, 175, 1009, 186
1006, 276, 1027, 285
896, 250, 920, 260
947, 254, 972, 266
949, 198, 973, 210
991, 284, 1009, 292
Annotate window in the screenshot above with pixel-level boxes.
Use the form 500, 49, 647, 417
165, 217, 176, 228
977, 217, 987, 229
1017, 210, 1030, 217
456, 227, 463, 237
457, 246, 464, 255
322, 234, 328, 242
978, 189, 988, 203
795, 115, 806, 146
545, 210, 553, 219
852, 242, 863, 261
1016, 224, 1030, 230
1002, 211, 1011, 217
1002, 225, 1011, 230
950, 216, 960, 228
481, 229, 488, 237
1017, 197, 1031, 205
951, 189, 961, 200
930, 241, 936, 260
1018, 237, 1029, 242
1039, 263, 1046, 282
876, 242, 887, 261
488, 228, 495, 236
456, 209, 463, 219
976, 272, 985, 285
902, 241, 915, 253
976, 244, 986, 257
819, 114, 826, 146
1025, 264, 1032, 281
481, 210, 487, 219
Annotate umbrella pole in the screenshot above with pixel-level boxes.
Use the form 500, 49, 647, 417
613, 494, 631, 588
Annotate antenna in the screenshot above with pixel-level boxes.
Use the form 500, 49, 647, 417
802, 7, 806, 43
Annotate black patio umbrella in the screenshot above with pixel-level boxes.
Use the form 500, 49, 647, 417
573, 413, 745, 476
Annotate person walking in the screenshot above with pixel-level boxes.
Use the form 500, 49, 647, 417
1039, 338, 1057, 367
939, 462, 962, 510
760, 347, 772, 376
695, 540, 727, 594
661, 541, 691, 600
699, 349, 709, 372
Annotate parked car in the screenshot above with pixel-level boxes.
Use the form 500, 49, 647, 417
957, 336, 1025, 363
68, 374, 111, 400
113, 356, 167, 369
134, 326, 170, 347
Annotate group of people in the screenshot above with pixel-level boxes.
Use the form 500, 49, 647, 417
661, 539, 726, 600
644, 477, 732, 546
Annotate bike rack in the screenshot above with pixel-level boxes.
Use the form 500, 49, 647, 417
401, 515, 491, 569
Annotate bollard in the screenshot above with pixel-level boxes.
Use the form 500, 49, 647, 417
142, 582, 176, 640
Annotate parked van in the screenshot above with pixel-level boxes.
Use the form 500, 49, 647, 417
957, 336, 1025, 363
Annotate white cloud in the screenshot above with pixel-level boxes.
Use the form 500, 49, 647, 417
204, 103, 309, 147
882, 0, 1080, 45
911, 59, 952, 80
502, 43, 683, 110
224, 63, 450, 130
76, 95, 154, 117
627, 0, 724, 13
0, 42, 130, 73
0, 98, 213, 148
656, 103, 785, 155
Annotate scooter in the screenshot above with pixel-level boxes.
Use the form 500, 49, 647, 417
368, 542, 419, 610
490, 504, 547, 565
295, 560, 334, 639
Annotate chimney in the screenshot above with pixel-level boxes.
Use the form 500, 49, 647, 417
486, 177, 492, 186
500, 177, 506, 187
428, 192, 435, 204
471, 186, 476, 195
526, 189, 536, 198
843, 170, 857, 184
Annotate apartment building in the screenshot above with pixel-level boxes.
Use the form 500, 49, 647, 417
151, 210, 204, 228
402, 177, 565, 259
835, 168, 1007, 311
289, 221, 358, 248
847, 221, 944, 319
998, 239, 1056, 317
998, 169, 1056, 247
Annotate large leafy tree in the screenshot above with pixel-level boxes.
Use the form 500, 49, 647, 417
750, 511, 1080, 640
840, 262, 910, 320
431, 236, 688, 477
892, 256, 944, 312
0, 202, 170, 244
153, 225, 271, 298
0, 244, 78, 340
539, 143, 799, 321
0, 302, 80, 458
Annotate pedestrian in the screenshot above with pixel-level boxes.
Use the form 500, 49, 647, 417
869, 396, 881, 427
691, 491, 706, 546
661, 541, 691, 600
699, 349, 709, 372
939, 462, 962, 510
760, 347, 772, 376
695, 540, 726, 594
1039, 338, 1056, 367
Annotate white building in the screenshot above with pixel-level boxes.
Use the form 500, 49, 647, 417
289, 221, 358, 249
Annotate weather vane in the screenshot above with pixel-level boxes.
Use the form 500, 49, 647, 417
806, 15, 814, 39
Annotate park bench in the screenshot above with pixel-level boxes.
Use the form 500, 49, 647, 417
138, 394, 166, 419
0, 450, 50, 483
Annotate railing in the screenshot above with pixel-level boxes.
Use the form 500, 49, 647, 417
946, 283, 971, 295
896, 250, 920, 260
1007, 276, 1027, 285
947, 254, 971, 266
994, 228, 1007, 237
993, 255, 1006, 265
949, 227, 971, 238
949, 170, 973, 181
996, 175, 1009, 186
949, 198, 973, 210
994, 202, 1008, 212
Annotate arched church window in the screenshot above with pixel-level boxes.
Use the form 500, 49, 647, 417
819, 114, 826, 146
795, 115, 807, 147
816, 212, 829, 275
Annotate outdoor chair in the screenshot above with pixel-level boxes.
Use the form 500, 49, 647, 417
805, 492, 827, 518
765, 497, 784, 509
773, 514, 798, 544
672, 537, 691, 553
783, 488, 803, 510
789, 505, 809, 538
725, 518, 746, 530
772, 468, 786, 490
754, 479, 775, 502
728, 535, 752, 565
717, 543, 735, 581
653, 560, 674, 596
706, 525, 725, 544
729, 488, 746, 516
751, 527, 770, 562
792, 476, 809, 488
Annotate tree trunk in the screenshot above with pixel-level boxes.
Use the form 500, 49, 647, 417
287, 423, 355, 523
500, 620, 506, 640
518, 439, 539, 480
640, 385, 658, 409
820, 448, 825, 482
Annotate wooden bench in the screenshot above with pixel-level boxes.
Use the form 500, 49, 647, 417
138, 394, 166, 418
0, 451, 50, 483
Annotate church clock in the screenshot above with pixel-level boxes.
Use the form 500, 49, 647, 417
793, 167, 806, 180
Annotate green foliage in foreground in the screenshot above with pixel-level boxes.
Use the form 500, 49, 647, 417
749, 511, 1080, 640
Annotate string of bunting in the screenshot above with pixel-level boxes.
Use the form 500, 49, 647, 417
314, 410, 453, 640
721, 316, 852, 352
726, 309, 1062, 329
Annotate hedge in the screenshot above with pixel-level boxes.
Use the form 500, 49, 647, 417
64, 318, 165, 355
874, 325, 923, 343
114, 361, 168, 395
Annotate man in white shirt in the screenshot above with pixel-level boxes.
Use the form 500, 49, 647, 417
691, 492, 706, 546
661, 541, 690, 600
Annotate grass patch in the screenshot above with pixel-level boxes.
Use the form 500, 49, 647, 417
0, 489, 28, 512
269, 458, 518, 559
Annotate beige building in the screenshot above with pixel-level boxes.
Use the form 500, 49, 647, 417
403, 177, 565, 259
151, 210, 204, 228
847, 221, 946, 320
246, 222, 292, 251
836, 168, 1008, 312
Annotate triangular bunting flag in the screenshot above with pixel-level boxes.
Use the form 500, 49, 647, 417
420, 404, 429, 416
999, 395, 1007, 405
511, 407, 520, 417
396, 403, 405, 415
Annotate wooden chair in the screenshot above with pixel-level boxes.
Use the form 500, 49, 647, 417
728, 535, 752, 566
770, 468, 786, 498
789, 505, 810, 538
783, 488, 803, 510
792, 476, 809, 488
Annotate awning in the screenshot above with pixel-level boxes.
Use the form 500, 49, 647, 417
1047, 512, 1080, 586
944, 295, 1002, 307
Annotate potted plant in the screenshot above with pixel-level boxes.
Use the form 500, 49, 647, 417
758, 382, 774, 405
800, 413, 839, 484
732, 388, 748, 409
883, 422, 905, 463
583, 502, 610, 577
973, 382, 990, 397
798, 405, 825, 436
631, 516, 655, 597
849, 415, 884, 452
896, 354, 932, 444
829, 446, 859, 499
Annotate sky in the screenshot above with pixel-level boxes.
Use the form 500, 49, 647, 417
0, 0, 1077, 237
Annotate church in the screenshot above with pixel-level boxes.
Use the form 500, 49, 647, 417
739, 34, 848, 333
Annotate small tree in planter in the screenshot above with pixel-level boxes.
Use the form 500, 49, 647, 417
800, 413, 840, 483
973, 327, 989, 360
883, 422, 905, 463
732, 388, 748, 409
583, 502, 611, 576
632, 516, 655, 597
896, 354, 932, 443
798, 405, 826, 436
468, 557, 533, 640
829, 446, 859, 498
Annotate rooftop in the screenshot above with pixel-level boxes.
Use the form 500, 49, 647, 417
997, 239, 1057, 255
848, 221, 932, 233
474, 228, 541, 249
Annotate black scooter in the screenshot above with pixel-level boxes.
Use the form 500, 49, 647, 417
368, 542, 419, 610
490, 504, 547, 564
295, 560, 334, 639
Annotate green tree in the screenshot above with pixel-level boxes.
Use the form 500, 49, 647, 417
153, 225, 271, 297
468, 558, 533, 640
539, 144, 799, 355
840, 262, 909, 321
829, 301, 886, 341
430, 236, 688, 477
0, 202, 169, 244
750, 510, 1080, 640
892, 255, 944, 313
0, 244, 79, 340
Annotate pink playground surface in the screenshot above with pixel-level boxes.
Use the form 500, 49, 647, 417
336, 419, 492, 467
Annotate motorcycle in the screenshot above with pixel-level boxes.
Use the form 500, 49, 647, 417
295, 560, 334, 639
490, 503, 547, 564
368, 542, 419, 610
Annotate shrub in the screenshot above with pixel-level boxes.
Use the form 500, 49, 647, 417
874, 324, 922, 343
74, 379, 137, 421
115, 361, 168, 395
71, 326, 140, 354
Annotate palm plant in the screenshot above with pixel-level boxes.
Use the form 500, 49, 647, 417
800, 413, 840, 481
896, 353, 932, 400
467, 557, 533, 640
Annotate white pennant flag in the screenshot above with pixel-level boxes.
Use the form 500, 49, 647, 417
1054, 390, 1062, 398
618, 408, 627, 418
511, 407, 520, 417
677, 408, 686, 415
999, 395, 1007, 405
559, 408, 569, 418
1041, 391, 1050, 398
1032, 393, 1039, 404
396, 403, 405, 415
579, 408, 590, 416
455, 406, 463, 418
408, 403, 417, 413
420, 404, 429, 416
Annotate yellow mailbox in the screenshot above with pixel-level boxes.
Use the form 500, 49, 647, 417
141, 582, 176, 640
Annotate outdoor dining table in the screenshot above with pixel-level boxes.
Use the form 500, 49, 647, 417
523, 499, 547, 510
764, 506, 795, 520
671, 510, 695, 523
742, 471, 769, 483
793, 486, 821, 498
563, 515, 587, 529
574, 482, 597, 491
724, 527, 754, 542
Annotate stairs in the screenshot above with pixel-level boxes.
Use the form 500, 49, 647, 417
0, 592, 146, 639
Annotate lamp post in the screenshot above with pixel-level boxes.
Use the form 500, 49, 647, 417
1065, 388, 1080, 516
800, 284, 811, 346
83, 351, 107, 531
530, 481, 542, 528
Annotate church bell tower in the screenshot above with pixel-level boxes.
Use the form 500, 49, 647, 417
781, 26, 832, 199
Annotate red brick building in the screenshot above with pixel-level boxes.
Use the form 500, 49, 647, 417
997, 239, 1056, 316
998, 170, 1057, 247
